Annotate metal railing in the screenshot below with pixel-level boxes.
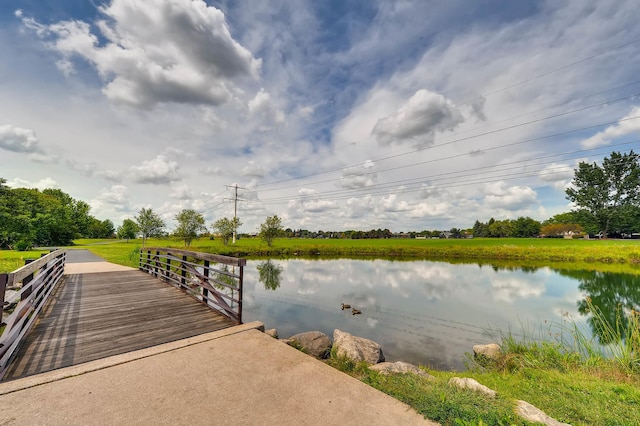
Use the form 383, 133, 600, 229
0, 249, 67, 380
139, 247, 245, 324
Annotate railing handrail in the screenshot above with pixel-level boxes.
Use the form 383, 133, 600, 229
4, 250, 66, 287
0, 249, 67, 380
139, 248, 244, 324
142, 247, 246, 267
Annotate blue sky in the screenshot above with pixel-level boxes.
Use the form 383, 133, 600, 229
2, 0, 640, 233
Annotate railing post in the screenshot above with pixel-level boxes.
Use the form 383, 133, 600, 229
238, 263, 244, 324
146, 250, 151, 271
202, 260, 210, 306
21, 259, 35, 300
165, 255, 171, 281
0, 273, 7, 324
154, 251, 160, 277
181, 255, 187, 290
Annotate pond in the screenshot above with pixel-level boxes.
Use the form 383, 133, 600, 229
241, 258, 640, 370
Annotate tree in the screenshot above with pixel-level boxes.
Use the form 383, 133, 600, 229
135, 207, 165, 246
512, 217, 541, 238
566, 151, 640, 238
117, 219, 140, 242
259, 215, 283, 247
211, 217, 242, 245
174, 209, 206, 246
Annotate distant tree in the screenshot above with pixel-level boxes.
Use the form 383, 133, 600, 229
259, 215, 283, 247
211, 217, 242, 245
488, 219, 514, 238
512, 217, 541, 238
135, 207, 165, 246
566, 151, 640, 238
174, 209, 206, 246
117, 219, 140, 242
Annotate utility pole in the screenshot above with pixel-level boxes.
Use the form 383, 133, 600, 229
225, 184, 246, 244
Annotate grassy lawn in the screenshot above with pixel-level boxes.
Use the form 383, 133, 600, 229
63, 236, 640, 276
326, 358, 640, 425
0, 249, 50, 273
3, 236, 639, 273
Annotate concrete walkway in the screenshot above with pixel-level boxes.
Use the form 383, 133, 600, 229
0, 322, 435, 425
64, 249, 136, 274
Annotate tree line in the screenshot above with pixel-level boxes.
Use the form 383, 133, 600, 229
2, 150, 638, 249
0, 179, 114, 250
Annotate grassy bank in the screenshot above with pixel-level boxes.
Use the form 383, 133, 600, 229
326, 299, 640, 425
76, 236, 640, 267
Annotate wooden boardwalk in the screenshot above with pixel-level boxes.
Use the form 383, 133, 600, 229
3, 269, 236, 381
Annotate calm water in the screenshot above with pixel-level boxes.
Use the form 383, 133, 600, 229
241, 258, 640, 370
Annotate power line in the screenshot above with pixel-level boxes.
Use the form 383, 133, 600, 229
255, 143, 640, 205
259, 111, 640, 193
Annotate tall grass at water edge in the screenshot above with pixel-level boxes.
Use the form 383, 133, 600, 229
484, 298, 640, 375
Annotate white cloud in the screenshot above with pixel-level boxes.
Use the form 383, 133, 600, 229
20, 0, 261, 109
539, 163, 575, 190
242, 161, 265, 178
200, 166, 222, 176
0, 124, 42, 153
170, 184, 194, 200
129, 155, 181, 184
91, 185, 132, 212
483, 181, 538, 210
6, 177, 58, 190
408, 201, 452, 218
581, 106, 640, 148
371, 89, 465, 148
341, 160, 377, 189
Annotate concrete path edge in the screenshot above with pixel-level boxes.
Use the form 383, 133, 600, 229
0, 321, 265, 396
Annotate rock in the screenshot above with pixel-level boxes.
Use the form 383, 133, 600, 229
516, 400, 571, 426
448, 377, 497, 398
333, 329, 385, 365
287, 331, 332, 359
473, 343, 502, 361
265, 328, 278, 339
370, 361, 434, 379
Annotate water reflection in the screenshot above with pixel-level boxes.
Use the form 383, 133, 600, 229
241, 258, 621, 370
257, 260, 283, 291
557, 270, 640, 345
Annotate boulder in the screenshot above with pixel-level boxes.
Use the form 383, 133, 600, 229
473, 343, 502, 361
449, 377, 497, 398
265, 328, 278, 339
333, 329, 385, 365
287, 331, 332, 359
516, 400, 571, 426
370, 361, 434, 379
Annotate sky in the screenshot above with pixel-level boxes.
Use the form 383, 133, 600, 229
2, 0, 640, 234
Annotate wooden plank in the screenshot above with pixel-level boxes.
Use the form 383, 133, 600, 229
3, 269, 235, 381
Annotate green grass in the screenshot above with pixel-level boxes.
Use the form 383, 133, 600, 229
0, 249, 50, 273
69, 236, 640, 269
325, 350, 534, 425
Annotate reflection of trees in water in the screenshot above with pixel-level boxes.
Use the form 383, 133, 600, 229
557, 269, 640, 344
257, 260, 283, 291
